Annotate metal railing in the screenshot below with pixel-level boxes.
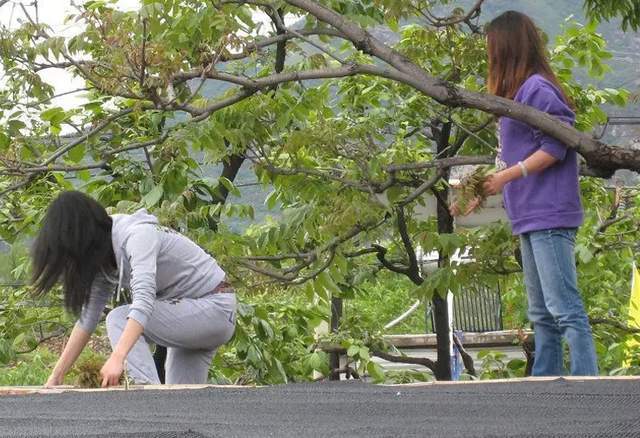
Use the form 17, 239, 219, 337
426, 286, 503, 333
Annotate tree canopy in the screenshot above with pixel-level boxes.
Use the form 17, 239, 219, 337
1, 0, 639, 382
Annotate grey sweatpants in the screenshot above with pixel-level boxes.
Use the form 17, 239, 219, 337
105, 292, 236, 385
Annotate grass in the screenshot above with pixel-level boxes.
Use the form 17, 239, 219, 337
0, 349, 55, 386
0, 347, 108, 387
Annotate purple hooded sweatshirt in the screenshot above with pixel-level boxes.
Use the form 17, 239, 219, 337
499, 73, 582, 235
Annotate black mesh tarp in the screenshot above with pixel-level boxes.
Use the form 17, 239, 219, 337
1, 378, 639, 437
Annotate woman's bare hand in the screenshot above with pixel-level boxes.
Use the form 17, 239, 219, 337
450, 196, 483, 217
100, 353, 125, 387
44, 372, 64, 388
483, 172, 508, 196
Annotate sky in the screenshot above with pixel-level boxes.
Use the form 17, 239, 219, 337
0, 0, 298, 111
1, 0, 140, 109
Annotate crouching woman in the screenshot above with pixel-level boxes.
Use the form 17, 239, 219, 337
32, 191, 236, 387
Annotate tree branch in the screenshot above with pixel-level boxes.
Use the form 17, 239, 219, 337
597, 211, 634, 234
372, 349, 435, 371
371, 243, 411, 276
139, 17, 148, 88
396, 206, 421, 283
420, 0, 484, 28
239, 218, 387, 283
106, 132, 171, 157
398, 170, 445, 207
453, 333, 476, 376
590, 317, 640, 334
42, 108, 133, 165
18, 161, 109, 174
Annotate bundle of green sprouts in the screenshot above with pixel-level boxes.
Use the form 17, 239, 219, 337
453, 166, 493, 214
74, 356, 129, 388
75, 356, 104, 388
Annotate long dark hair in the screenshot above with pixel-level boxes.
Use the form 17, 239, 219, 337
486, 10, 572, 106
31, 191, 115, 315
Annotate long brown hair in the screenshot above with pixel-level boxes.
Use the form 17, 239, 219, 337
486, 11, 572, 106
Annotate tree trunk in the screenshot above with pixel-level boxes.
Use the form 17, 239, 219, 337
432, 122, 455, 380
329, 296, 343, 380
432, 294, 451, 380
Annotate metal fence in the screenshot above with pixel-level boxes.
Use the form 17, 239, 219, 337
452, 286, 503, 332
427, 286, 503, 333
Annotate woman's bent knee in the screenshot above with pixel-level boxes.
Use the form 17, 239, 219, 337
105, 305, 130, 332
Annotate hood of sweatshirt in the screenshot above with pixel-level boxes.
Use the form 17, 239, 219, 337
111, 208, 158, 265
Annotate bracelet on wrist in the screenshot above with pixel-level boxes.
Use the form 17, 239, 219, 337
517, 161, 528, 178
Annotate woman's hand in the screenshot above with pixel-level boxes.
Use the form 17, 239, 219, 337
100, 353, 124, 387
44, 372, 64, 388
101, 318, 143, 387
450, 197, 484, 217
449, 202, 462, 217
483, 172, 508, 196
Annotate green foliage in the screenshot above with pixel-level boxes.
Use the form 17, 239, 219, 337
551, 19, 630, 131
383, 369, 433, 384
0, 285, 72, 366
0, 347, 109, 386
347, 271, 425, 335
476, 350, 527, 380
584, 0, 640, 31
0, 349, 56, 386
210, 290, 329, 384
0, 0, 637, 386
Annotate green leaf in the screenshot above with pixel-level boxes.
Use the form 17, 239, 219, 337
347, 345, 360, 357
40, 107, 66, 124
274, 358, 288, 383
308, 351, 328, 372
576, 244, 593, 264
77, 169, 91, 181
257, 319, 275, 339
386, 186, 403, 204
67, 144, 85, 163
367, 361, 385, 382
143, 184, 164, 207
237, 303, 254, 318
8, 120, 26, 134
0, 339, 16, 365
265, 190, 279, 210
387, 15, 399, 32
507, 359, 526, 371
0, 132, 9, 149
318, 271, 341, 297
219, 177, 241, 197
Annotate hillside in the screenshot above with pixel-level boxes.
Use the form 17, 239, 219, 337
477, 0, 639, 98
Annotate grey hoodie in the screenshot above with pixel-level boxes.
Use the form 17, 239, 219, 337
78, 209, 225, 332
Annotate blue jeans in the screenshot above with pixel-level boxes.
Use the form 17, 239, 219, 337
520, 228, 598, 376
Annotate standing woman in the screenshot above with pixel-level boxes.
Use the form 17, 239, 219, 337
32, 191, 236, 386
462, 11, 598, 375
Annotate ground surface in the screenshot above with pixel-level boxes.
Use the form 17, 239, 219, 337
1, 378, 639, 437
